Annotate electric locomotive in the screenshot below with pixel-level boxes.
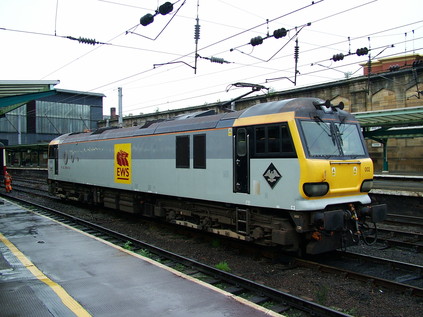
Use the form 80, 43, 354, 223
47, 97, 387, 255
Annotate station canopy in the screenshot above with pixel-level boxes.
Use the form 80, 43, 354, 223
0, 80, 59, 116
355, 106, 423, 140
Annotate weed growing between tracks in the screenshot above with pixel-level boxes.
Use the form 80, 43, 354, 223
214, 261, 231, 272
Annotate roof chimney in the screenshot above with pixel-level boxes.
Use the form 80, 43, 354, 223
110, 107, 118, 120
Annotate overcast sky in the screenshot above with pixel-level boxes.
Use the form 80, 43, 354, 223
1, 0, 422, 116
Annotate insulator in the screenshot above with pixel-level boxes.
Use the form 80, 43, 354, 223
294, 44, 299, 61
250, 36, 263, 46
78, 37, 96, 45
273, 28, 287, 39
194, 24, 201, 40
158, 2, 173, 15
140, 13, 154, 26
356, 47, 369, 56
332, 53, 344, 62
210, 57, 225, 64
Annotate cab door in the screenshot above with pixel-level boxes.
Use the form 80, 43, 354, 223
233, 128, 250, 193
48, 144, 59, 175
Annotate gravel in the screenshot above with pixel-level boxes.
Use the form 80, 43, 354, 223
9, 187, 423, 317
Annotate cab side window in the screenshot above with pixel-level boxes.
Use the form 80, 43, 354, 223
252, 124, 296, 158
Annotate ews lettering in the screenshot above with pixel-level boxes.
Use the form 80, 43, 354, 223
117, 167, 130, 178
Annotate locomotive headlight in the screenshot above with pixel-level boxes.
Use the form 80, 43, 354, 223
303, 182, 329, 197
360, 179, 373, 192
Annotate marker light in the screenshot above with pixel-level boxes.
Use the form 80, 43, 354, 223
360, 179, 373, 192
303, 182, 329, 197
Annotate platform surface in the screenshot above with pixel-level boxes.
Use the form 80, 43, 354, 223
0, 199, 278, 317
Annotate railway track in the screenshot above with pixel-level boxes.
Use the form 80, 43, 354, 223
296, 251, 423, 297
376, 226, 423, 252
0, 195, 352, 317
11, 183, 51, 198
384, 214, 423, 228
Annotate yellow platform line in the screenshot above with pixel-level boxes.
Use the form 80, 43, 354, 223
0, 232, 91, 317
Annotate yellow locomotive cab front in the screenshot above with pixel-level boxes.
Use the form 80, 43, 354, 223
299, 157, 374, 199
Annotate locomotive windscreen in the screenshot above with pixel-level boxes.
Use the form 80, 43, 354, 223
300, 121, 367, 158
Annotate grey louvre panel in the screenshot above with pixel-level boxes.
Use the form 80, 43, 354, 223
240, 98, 327, 118
91, 126, 120, 135
154, 113, 226, 134
215, 118, 236, 128
172, 109, 216, 120
239, 99, 297, 118
98, 126, 138, 139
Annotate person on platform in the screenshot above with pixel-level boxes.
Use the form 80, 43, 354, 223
4, 171, 12, 193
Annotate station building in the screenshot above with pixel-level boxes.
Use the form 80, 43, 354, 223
0, 80, 104, 168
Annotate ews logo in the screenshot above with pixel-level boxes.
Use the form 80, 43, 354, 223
114, 144, 131, 184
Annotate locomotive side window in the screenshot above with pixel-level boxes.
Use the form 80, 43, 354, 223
176, 135, 190, 168
193, 134, 206, 169
255, 127, 266, 154
252, 124, 296, 158
268, 125, 280, 153
236, 129, 247, 157
281, 125, 295, 153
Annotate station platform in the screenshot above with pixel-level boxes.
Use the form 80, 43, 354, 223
0, 198, 279, 317
372, 172, 423, 197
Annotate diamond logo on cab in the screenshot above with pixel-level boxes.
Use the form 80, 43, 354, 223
263, 163, 282, 189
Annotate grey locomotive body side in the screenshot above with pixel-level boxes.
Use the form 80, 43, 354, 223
48, 98, 387, 254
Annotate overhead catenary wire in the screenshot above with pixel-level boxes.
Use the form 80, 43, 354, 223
122, 30, 423, 105
94, 0, 393, 102
111, 33, 422, 113
89, 1, 325, 92
106, 38, 422, 114
121, 42, 423, 113
1, 0, 379, 93
2, 1, 422, 116
45, 0, 317, 88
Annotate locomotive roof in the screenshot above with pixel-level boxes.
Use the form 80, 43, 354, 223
239, 97, 351, 119
52, 97, 354, 144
